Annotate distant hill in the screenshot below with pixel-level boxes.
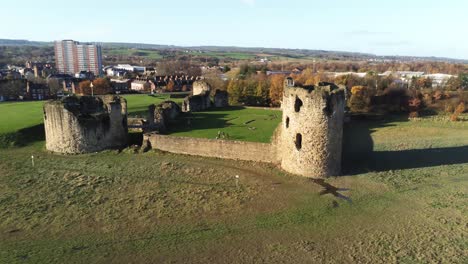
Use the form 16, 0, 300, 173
0, 39, 50, 46
0, 38, 467, 64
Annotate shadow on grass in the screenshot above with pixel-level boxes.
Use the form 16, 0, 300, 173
0, 124, 45, 148
168, 113, 229, 133
342, 115, 468, 175
311, 179, 352, 203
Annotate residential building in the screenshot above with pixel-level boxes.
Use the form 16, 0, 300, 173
54, 40, 102, 76
115, 64, 146, 73
423, 73, 454, 87
105, 67, 129, 77
110, 79, 131, 94
26, 81, 49, 100
131, 80, 154, 92
74, 71, 95, 79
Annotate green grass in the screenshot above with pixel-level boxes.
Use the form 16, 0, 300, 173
0, 96, 280, 146
190, 51, 257, 60
123, 94, 183, 117
168, 107, 281, 143
0, 94, 182, 147
0, 101, 467, 263
0, 101, 44, 134
104, 48, 163, 60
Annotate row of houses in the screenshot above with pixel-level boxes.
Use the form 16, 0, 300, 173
0, 79, 50, 101
2, 62, 56, 80
111, 75, 202, 93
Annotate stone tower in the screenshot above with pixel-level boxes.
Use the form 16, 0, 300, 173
278, 77, 345, 178
43, 95, 128, 154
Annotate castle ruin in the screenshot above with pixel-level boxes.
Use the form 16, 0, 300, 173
214, 89, 229, 108
43, 95, 128, 154
145, 78, 346, 178
277, 78, 345, 177
147, 101, 181, 133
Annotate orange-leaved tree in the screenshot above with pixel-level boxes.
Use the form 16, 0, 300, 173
269, 75, 285, 107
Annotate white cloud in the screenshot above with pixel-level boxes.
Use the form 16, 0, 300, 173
240, 0, 255, 7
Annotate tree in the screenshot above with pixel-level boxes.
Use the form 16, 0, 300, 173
444, 77, 461, 91
158, 60, 201, 76
166, 80, 175, 92
451, 102, 466, 121
241, 79, 256, 105
227, 80, 242, 105
92, 78, 111, 95
349, 86, 370, 113
459, 73, 468, 89
255, 78, 270, 106
47, 78, 62, 96
0, 80, 25, 99
269, 75, 285, 107
414, 77, 432, 89
77, 80, 92, 95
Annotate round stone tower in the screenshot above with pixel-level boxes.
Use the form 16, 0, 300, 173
278, 77, 345, 178
43, 95, 128, 154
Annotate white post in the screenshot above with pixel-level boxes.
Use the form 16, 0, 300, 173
235, 175, 239, 188
31, 155, 34, 167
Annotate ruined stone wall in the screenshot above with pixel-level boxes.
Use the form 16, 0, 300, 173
279, 81, 345, 178
144, 133, 279, 164
192, 81, 211, 96
214, 90, 229, 108
182, 91, 211, 112
147, 101, 180, 133
44, 95, 128, 154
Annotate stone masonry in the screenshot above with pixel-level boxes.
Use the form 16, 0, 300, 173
147, 101, 181, 133
43, 95, 128, 154
278, 78, 346, 177
214, 89, 229, 108
192, 80, 211, 96
145, 77, 346, 178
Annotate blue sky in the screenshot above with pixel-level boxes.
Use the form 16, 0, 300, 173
2, 0, 467, 59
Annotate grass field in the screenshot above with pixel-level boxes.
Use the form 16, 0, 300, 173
190, 51, 257, 60
0, 96, 281, 146
0, 95, 181, 147
104, 48, 163, 60
0, 100, 467, 263
168, 107, 281, 143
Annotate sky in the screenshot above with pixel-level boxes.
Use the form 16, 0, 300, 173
1, 0, 467, 59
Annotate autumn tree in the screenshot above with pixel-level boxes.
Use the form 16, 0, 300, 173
255, 77, 270, 105
92, 78, 111, 95
348, 86, 371, 113
413, 77, 432, 89
451, 102, 466, 121
227, 79, 242, 105
240, 79, 256, 105
77, 80, 92, 95
166, 79, 175, 92
269, 75, 285, 107
444, 77, 461, 91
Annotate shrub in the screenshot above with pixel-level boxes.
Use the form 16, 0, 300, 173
433, 90, 444, 101
450, 102, 466, 121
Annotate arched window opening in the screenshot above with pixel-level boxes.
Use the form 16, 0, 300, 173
286, 117, 290, 128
